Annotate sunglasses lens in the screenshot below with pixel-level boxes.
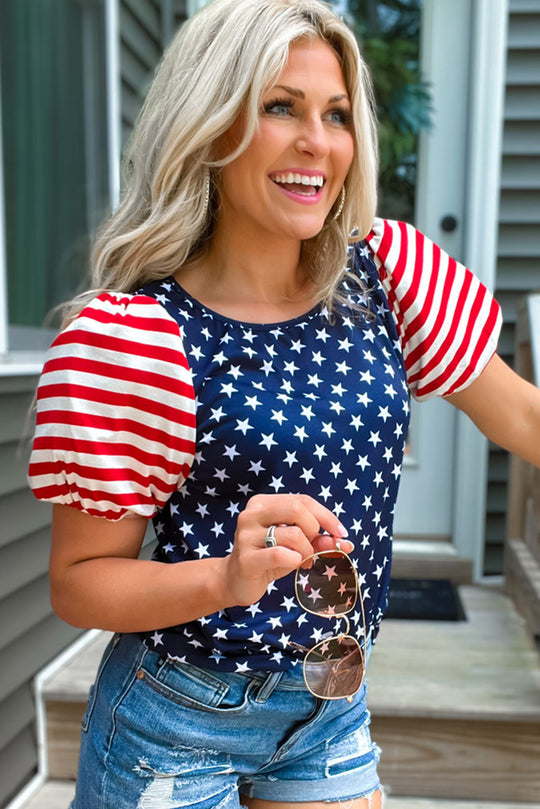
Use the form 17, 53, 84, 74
303, 636, 364, 699
296, 551, 357, 617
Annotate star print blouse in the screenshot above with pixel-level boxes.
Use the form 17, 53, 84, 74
29, 219, 501, 671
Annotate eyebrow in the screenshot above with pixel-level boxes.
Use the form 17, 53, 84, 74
273, 84, 350, 103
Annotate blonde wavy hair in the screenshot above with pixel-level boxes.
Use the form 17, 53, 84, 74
66, 0, 378, 320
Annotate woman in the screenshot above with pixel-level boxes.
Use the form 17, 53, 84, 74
28, 1, 540, 807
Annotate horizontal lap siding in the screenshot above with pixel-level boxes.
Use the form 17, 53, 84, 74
120, 0, 162, 147
486, 0, 540, 573
1, 4, 186, 805
119, 0, 189, 147
1, 3, 193, 806
0, 378, 81, 808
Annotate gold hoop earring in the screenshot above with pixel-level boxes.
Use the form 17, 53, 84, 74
333, 186, 346, 220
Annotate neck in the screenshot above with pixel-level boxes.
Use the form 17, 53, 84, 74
207, 219, 306, 302
176, 218, 318, 322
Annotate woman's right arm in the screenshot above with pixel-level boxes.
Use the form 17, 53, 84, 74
49, 504, 232, 631
50, 494, 350, 632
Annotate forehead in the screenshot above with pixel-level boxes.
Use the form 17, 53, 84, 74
269, 38, 348, 94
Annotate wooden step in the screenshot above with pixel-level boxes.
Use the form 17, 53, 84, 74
17, 780, 75, 809
15, 780, 538, 809
40, 587, 540, 801
43, 632, 112, 781
368, 585, 540, 803
391, 539, 473, 584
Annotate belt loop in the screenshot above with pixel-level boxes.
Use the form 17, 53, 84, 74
254, 671, 283, 703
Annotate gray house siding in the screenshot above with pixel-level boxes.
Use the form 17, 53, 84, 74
485, 0, 540, 574
0, 377, 81, 808
120, 0, 188, 148
0, 4, 182, 805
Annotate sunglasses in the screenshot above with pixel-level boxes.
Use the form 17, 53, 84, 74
292, 544, 367, 702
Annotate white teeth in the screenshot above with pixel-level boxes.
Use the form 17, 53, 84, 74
272, 173, 325, 187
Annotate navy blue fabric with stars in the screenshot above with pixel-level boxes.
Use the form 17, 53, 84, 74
138, 243, 410, 672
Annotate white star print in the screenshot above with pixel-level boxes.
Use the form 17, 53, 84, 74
300, 468, 315, 484
245, 395, 262, 410
220, 382, 237, 397
260, 433, 278, 450
235, 418, 253, 435
223, 444, 240, 460
294, 425, 309, 442
135, 243, 418, 674
249, 460, 265, 475
150, 631, 164, 646
319, 485, 332, 501
271, 410, 287, 425
269, 477, 285, 492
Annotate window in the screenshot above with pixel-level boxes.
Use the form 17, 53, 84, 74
0, 0, 109, 351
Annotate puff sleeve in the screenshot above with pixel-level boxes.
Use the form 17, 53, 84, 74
366, 218, 502, 401
28, 292, 196, 520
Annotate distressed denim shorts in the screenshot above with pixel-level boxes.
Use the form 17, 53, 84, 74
71, 632, 381, 808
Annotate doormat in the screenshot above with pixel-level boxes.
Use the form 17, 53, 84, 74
384, 578, 467, 621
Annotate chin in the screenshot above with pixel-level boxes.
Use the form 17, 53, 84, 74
286, 217, 329, 242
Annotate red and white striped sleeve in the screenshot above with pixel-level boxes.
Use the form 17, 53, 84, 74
365, 218, 502, 401
28, 292, 196, 521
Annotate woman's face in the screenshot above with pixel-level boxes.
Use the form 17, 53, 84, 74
217, 38, 355, 245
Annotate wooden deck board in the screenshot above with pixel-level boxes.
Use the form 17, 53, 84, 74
368, 585, 540, 721
42, 632, 112, 701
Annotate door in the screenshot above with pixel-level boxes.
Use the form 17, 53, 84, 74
348, 0, 474, 540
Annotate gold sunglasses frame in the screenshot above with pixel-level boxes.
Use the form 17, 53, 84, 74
294, 544, 367, 702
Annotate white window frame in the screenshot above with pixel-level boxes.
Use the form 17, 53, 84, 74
0, 0, 120, 375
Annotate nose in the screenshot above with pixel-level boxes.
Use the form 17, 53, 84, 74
295, 116, 331, 159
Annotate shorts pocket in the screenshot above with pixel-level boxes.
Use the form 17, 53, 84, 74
81, 633, 120, 732
138, 658, 256, 714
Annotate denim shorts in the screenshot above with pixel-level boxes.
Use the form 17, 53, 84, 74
71, 632, 381, 808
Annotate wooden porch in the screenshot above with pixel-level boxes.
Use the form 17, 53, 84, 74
16, 581, 540, 809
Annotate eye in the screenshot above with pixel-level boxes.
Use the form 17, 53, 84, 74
327, 108, 353, 127
263, 98, 294, 117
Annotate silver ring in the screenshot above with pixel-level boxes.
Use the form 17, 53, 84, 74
264, 525, 278, 548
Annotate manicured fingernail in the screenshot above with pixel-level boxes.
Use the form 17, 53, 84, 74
345, 540, 355, 552
337, 523, 349, 537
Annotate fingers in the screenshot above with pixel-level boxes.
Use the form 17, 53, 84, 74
243, 493, 348, 545
225, 493, 351, 607
311, 533, 355, 555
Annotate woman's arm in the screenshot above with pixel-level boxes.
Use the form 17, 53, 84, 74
49, 505, 231, 631
446, 353, 540, 468
49, 494, 350, 632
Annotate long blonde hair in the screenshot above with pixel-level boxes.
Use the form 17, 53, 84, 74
66, 0, 378, 320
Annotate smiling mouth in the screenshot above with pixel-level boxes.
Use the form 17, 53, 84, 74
269, 172, 326, 197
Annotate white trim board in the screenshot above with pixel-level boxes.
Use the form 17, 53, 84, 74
454, 0, 509, 580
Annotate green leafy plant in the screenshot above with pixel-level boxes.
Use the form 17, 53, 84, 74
346, 0, 432, 219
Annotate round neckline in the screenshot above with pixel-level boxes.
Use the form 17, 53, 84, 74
168, 275, 323, 330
